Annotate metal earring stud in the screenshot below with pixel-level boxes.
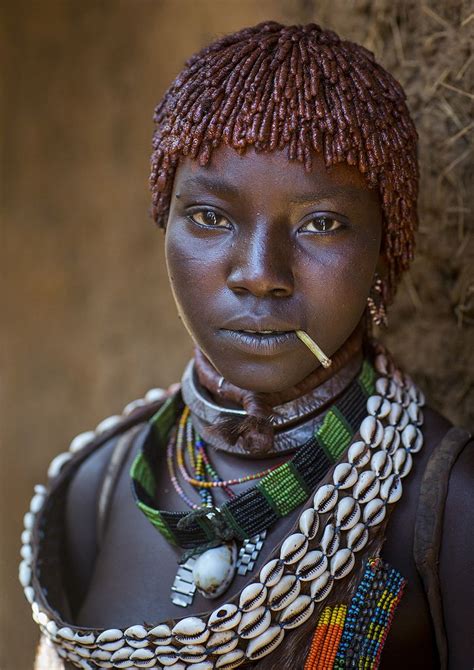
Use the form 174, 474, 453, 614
367, 274, 388, 327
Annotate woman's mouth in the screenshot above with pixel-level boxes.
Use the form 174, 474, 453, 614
219, 329, 298, 355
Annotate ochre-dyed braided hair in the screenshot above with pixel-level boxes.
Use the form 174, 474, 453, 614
150, 20, 419, 305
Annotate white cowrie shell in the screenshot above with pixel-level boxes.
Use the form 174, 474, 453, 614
178, 645, 207, 663
206, 630, 238, 655
374, 354, 389, 375
310, 571, 333, 601
381, 426, 400, 455
407, 402, 423, 426
149, 624, 172, 646
155, 645, 179, 666
19, 559, 32, 588
21, 529, 32, 545
237, 606, 271, 639
380, 474, 403, 503
20, 544, 32, 562
30, 493, 45, 514
347, 522, 369, 553
313, 484, 338, 513
23, 511, 35, 530
299, 508, 319, 539
295, 550, 328, 582
279, 595, 314, 630
163, 662, 186, 670
24, 585, 35, 604
363, 498, 386, 527
130, 648, 156, 667
375, 377, 397, 399
392, 369, 405, 387
97, 629, 124, 652
123, 398, 147, 416
320, 523, 340, 557
409, 385, 425, 406
215, 648, 245, 668
333, 463, 358, 489
280, 533, 308, 564
69, 430, 96, 453
209, 604, 241, 632
367, 395, 391, 418
348, 441, 371, 468
124, 624, 148, 648
74, 632, 96, 647
353, 471, 380, 503
393, 448, 413, 478
259, 559, 284, 588
268, 575, 300, 611
335, 497, 361, 530
370, 451, 393, 480
330, 548, 355, 579
246, 626, 284, 661
401, 424, 423, 453
45, 620, 58, 638
110, 646, 134, 666
387, 403, 402, 427
192, 663, 214, 670
145, 387, 167, 402
48, 452, 73, 479
172, 617, 209, 645
239, 583, 267, 612
96, 415, 122, 433
360, 416, 384, 447
91, 648, 112, 662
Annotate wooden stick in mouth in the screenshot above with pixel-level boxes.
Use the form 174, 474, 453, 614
295, 330, 332, 368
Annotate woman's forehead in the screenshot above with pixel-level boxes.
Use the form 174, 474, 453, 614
173, 144, 379, 206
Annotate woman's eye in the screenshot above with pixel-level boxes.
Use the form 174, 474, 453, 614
301, 216, 343, 233
188, 209, 230, 228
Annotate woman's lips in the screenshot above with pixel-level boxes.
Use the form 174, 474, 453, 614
218, 328, 298, 355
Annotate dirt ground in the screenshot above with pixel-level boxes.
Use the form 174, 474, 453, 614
1, 1, 472, 668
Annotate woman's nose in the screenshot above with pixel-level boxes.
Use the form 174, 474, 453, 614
226, 226, 294, 298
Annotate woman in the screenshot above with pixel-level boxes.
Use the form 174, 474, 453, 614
21, 21, 472, 669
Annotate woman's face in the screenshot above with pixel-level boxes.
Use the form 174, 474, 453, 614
165, 145, 382, 393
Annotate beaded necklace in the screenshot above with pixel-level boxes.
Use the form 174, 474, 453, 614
130, 359, 376, 551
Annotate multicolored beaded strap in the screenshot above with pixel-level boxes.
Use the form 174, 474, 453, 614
130, 360, 376, 549
305, 557, 406, 669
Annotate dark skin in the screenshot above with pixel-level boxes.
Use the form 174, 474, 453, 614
65, 146, 473, 668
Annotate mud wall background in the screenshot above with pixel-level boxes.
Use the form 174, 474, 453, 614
1, 1, 472, 667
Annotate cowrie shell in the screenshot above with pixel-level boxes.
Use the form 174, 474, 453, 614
96, 415, 122, 433
363, 498, 386, 527
348, 441, 371, 468
393, 448, 413, 478
409, 385, 425, 406
320, 523, 340, 557
130, 647, 156, 667
280, 533, 308, 564
330, 548, 355, 579
172, 617, 209, 645
190, 664, 213, 670
370, 451, 393, 480
206, 630, 238, 655
360, 416, 384, 447
246, 626, 284, 661
149, 624, 172, 646
19, 561, 31, 588
374, 354, 390, 375
155, 645, 179, 666
367, 395, 391, 418
178, 645, 207, 663
401, 424, 423, 453
310, 571, 333, 601
347, 522, 369, 552
387, 403, 403, 428
333, 463, 358, 489
97, 629, 124, 652
91, 648, 112, 662
375, 377, 397, 399
30, 493, 45, 514
295, 550, 328, 582
353, 471, 380, 503
299, 508, 319, 539
381, 426, 400, 455
209, 604, 241, 632
74, 632, 96, 647
313, 484, 338, 513
69, 430, 96, 453
110, 646, 134, 667
145, 387, 167, 402
57, 627, 75, 642
47, 452, 72, 479
380, 474, 403, 503
259, 559, 284, 588
124, 624, 148, 649
239, 583, 267, 612
279, 595, 314, 630
268, 575, 300, 611
237, 606, 271, 639
215, 648, 245, 668
335, 497, 361, 530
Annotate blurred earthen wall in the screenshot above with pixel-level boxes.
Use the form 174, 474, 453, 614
1, 1, 472, 668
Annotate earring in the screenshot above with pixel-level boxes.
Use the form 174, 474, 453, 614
367, 274, 388, 327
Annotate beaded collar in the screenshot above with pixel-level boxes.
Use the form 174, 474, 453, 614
130, 360, 376, 550
20, 351, 425, 669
